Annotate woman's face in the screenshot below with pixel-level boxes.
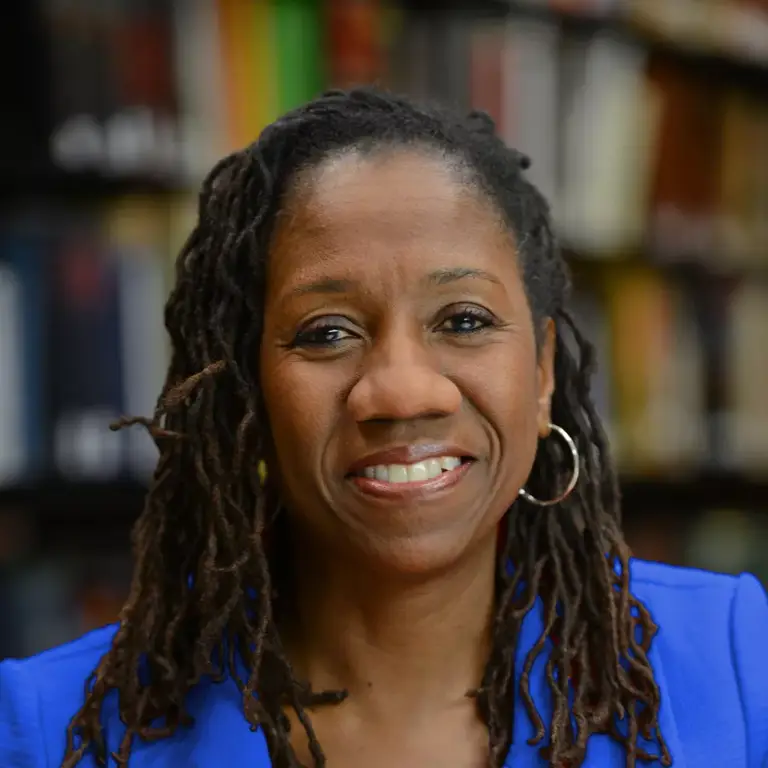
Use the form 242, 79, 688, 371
260, 148, 555, 575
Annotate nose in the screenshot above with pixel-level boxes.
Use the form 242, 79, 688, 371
346, 330, 462, 423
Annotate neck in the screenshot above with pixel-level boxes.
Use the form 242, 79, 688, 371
283, 534, 498, 719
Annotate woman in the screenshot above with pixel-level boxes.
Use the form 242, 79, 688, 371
1, 89, 766, 768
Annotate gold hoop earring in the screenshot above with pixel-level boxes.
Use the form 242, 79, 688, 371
518, 423, 579, 507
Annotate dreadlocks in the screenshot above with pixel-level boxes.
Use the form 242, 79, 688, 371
61, 87, 669, 768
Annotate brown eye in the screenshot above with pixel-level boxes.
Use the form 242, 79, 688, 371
438, 307, 495, 335
291, 319, 357, 348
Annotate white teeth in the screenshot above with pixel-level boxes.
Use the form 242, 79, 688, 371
388, 465, 409, 484
359, 456, 463, 484
407, 462, 429, 482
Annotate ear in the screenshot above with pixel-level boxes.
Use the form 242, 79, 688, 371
536, 318, 556, 438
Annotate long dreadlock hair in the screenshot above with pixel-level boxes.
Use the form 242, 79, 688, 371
62, 87, 670, 768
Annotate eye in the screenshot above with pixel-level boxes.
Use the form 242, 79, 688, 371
438, 306, 496, 335
291, 319, 357, 348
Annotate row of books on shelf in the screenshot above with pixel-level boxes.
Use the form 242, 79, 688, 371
11, 0, 767, 270
2, 504, 767, 660
571, 266, 768, 475
0, 198, 191, 488
13, 0, 332, 182
391, 4, 768, 267
0, 198, 767, 489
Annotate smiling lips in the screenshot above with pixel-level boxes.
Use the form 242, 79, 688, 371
348, 447, 474, 499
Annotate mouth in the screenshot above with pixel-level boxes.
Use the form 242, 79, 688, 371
347, 455, 476, 498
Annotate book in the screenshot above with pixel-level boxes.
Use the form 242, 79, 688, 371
47, 218, 126, 480
0, 263, 25, 485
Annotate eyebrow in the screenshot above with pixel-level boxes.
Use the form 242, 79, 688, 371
291, 278, 353, 297
426, 267, 502, 287
290, 267, 502, 297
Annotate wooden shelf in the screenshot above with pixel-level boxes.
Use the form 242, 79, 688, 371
0, 168, 185, 201
1, 473, 766, 548
620, 472, 768, 516
0, 480, 144, 553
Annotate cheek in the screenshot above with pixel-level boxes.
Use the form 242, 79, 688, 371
260, 357, 345, 470
454, 341, 541, 434
452, 341, 541, 494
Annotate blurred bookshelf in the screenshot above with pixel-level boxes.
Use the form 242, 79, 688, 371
0, 0, 767, 658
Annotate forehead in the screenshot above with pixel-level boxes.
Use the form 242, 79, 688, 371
268, 149, 518, 297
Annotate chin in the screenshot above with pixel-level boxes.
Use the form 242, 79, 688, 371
355, 526, 494, 581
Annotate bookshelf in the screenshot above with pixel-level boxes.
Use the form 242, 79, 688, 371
0, 0, 767, 659
3, 472, 767, 531
0, 173, 183, 202
451, 1, 768, 89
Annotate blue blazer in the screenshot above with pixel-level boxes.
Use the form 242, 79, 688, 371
1, 559, 767, 767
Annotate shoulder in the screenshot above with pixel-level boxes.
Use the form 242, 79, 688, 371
630, 556, 749, 601
0, 625, 271, 768
630, 559, 768, 764
629, 557, 767, 627
629, 557, 767, 654
0, 624, 117, 768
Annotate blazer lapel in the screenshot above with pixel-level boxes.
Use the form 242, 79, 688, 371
184, 677, 272, 768
504, 599, 686, 768
573, 637, 687, 767
504, 596, 552, 767
640, 636, 686, 768
103, 676, 272, 768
